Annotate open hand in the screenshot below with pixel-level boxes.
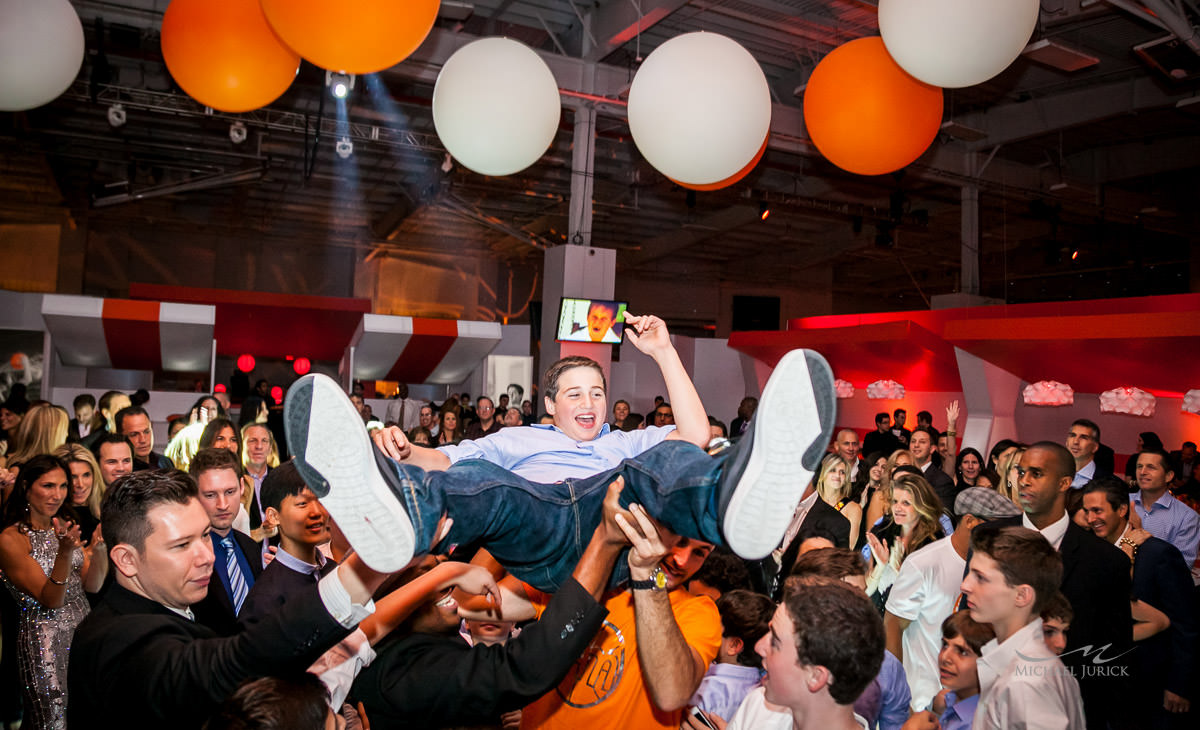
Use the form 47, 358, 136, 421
866, 532, 890, 566
623, 313, 672, 357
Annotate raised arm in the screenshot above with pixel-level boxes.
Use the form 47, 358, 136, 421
625, 313, 710, 448
358, 560, 501, 646
941, 400, 959, 478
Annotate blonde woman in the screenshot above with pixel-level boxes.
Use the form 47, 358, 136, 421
864, 472, 945, 612
865, 448, 914, 533
996, 446, 1026, 507
815, 453, 862, 548
5, 403, 69, 468
51, 444, 103, 546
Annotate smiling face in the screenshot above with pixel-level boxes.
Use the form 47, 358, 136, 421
938, 634, 981, 697
119, 499, 215, 610
869, 457, 887, 484
909, 430, 933, 463
659, 537, 714, 590
835, 430, 860, 462
544, 365, 607, 442
613, 401, 629, 423
98, 441, 134, 487
960, 453, 981, 481
67, 460, 94, 506
270, 487, 330, 555
1081, 491, 1127, 542
211, 426, 238, 454
891, 487, 918, 528
1135, 452, 1173, 493
27, 467, 69, 522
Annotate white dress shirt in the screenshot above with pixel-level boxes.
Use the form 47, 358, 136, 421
975, 618, 1085, 729
1023, 511, 1070, 550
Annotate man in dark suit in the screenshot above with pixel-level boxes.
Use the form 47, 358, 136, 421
187, 448, 263, 635
67, 469, 388, 729
1083, 476, 1196, 725
910, 426, 957, 513
1068, 418, 1110, 488
985, 441, 1133, 729
117, 405, 174, 471
750, 480, 850, 600
863, 412, 901, 459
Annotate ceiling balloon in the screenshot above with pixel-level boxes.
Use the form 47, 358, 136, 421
803, 37, 943, 176
432, 37, 561, 177
0, 0, 85, 112
162, 0, 300, 113
878, 0, 1040, 88
628, 32, 772, 187
259, 0, 440, 74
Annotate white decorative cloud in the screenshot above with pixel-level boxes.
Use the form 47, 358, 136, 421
1099, 386, 1156, 417
867, 379, 905, 400
1023, 380, 1074, 407
1182, 389, 1200, 415
834, 379, 855, 399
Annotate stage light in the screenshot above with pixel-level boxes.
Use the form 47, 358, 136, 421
293, 357, 311, 375
335, 136, 354, 159
214, 383, 227, 393
326, 70, 355, 100
107, 103, 126, 127
229, 121, 247, 144
236, 353, 256, 372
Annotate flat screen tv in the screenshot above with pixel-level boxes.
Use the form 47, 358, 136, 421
556, 297, 628, 344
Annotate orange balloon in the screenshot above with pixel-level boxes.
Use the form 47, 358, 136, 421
260, 0, 440, 74
803, 37, 943, 176
672, 134, 769, 191
161, 0, 299, 113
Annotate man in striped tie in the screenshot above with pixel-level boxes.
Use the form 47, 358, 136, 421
189, 447, 264, 635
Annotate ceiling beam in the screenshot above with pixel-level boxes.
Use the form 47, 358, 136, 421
583, 0, 691, 62
624, 204, 759, 265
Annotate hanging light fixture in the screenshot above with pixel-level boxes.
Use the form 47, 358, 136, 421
1023, 380, 1074, 406
1099, 386, 1156, 417
867, 379, 905, 399
1181, 389, 1200, 415
834, 379, 855, 399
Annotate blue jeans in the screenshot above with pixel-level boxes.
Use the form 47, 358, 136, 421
390, 441, 726, 592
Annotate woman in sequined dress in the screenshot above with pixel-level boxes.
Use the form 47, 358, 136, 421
0, 454, 107, 730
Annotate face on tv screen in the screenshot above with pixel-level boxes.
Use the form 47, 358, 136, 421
557, 297, 627, 344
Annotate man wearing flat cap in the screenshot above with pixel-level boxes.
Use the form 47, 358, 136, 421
883, 487, 1022, 710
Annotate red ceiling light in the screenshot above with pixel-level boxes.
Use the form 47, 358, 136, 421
270, 385, 284, 403
867, 379, 906, 399
1023, 380, 1073, 406
213, 383, 227, 393
293, 357, 312, 375
236, 353, 256, 372
1183, 389, 1200, 415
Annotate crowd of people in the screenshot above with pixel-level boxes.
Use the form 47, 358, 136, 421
0, 315, 1196, 730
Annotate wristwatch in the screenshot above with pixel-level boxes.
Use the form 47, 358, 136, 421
629, 565, 668, 592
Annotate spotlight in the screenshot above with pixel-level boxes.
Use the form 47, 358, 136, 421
758, 200, 770, 221
326, 71, 355, 100
335, 136, 354, 159
107, 103, 127, 128
1071, 249, 1080, 261
229, 121, 247, 144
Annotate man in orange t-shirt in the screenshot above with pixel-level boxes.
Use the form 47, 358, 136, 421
521, 503, 723, 730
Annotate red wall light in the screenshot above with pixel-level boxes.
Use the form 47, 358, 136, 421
236, 353, 256, 372
270, 385, 284, 403
293, 357, 311, 375
213, 383, 227, 393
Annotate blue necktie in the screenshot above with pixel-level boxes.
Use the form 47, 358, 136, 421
222, 536, 249, 615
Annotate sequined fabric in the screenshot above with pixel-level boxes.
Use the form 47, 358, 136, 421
0, 526, 90, 730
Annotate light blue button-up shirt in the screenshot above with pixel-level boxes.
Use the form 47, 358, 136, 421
437, 423, 675, 482
1132, 490, 1200, 567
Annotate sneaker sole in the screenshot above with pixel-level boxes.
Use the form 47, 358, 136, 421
284, 374, 414, 573
722, 349, 837, 559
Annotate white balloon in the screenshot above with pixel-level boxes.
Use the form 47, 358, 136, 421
0, 0, 85, 111
627, 32, 771, 186
879, 0, 1040, 88
432, 38, 561, 177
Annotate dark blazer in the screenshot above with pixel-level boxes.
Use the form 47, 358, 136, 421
922, 464, 957, 513
240, 556, 336, 623
192, 530, 264, 636
133, 451, 175, 471
751, 497, 851, 600
863, 430, 901, 459
985, 516, 1133, 729
351, 576, 608, 728
1131, 536, 1196, 699
68, 582, 351, 729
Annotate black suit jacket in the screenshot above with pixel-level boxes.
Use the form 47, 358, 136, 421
863, 430, 901, 459
351, 576, 608, 729
751, 497, 851, 601
921, 464, 957, 513
68, 582, 351, 729
192, 530, 264, 636
984, 516, 1133, 729
1131, 536, 1196, 698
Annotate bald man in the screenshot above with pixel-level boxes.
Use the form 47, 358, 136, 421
834, 429, 861, 480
